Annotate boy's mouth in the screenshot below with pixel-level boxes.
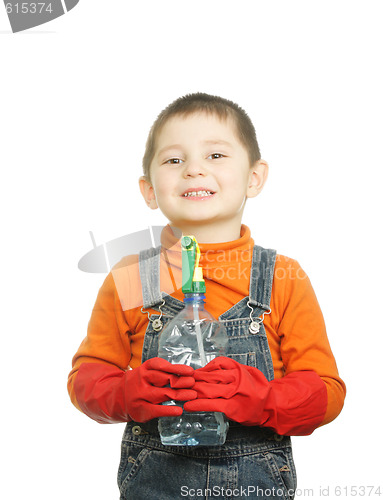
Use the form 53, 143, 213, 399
181, 188, 216, 199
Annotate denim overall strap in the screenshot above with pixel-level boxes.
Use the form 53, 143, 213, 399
138, 245, 185, 364
248, 245, 277, 314
248, 245, 276, 381
138, 246, 163, 309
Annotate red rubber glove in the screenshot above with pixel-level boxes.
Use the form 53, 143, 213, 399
183, 357, 327, 435
74, 358, 197, 424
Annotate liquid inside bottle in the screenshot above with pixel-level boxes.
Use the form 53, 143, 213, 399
158, 293, 229, 446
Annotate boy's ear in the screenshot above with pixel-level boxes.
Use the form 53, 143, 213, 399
139, 176, 158, 210
246, 160, 269, 198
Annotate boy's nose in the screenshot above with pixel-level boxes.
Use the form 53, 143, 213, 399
183, 160, 207, 177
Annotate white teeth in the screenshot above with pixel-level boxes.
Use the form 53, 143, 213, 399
183, 190, 213, 197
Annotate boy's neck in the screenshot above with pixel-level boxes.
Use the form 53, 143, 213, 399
169, 221, 243, 244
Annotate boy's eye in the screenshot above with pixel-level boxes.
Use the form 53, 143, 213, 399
208, 153, 225, 160
165, 158, 184, 164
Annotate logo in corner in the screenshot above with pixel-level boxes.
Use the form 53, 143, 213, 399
4, 0, 79, 33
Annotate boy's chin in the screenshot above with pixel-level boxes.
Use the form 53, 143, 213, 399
169, 218, 215, 227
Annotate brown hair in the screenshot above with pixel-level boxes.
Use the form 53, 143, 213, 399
142, 92, 261, 182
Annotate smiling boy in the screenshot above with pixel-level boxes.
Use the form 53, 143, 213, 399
139, 111, 268, 243
68, 93, 346, 499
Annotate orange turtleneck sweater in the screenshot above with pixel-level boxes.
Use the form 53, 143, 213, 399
68, 225, 345, 431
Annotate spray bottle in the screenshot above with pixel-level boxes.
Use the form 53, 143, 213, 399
158, 235, 229, 446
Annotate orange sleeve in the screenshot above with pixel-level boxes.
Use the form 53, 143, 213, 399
273, 257, 346, 425
67, 271, 132, 412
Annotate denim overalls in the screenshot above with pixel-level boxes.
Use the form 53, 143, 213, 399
118, 245, 297, 500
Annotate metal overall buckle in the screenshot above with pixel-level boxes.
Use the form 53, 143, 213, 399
140, 299, 166, 332
247, 302, 271, 334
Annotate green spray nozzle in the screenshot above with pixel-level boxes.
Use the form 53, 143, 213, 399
181, 235, 206, 294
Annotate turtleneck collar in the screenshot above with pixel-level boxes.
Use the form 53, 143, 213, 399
161, 224, 254, 270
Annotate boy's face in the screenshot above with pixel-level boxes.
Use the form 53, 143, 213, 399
139, 112, 267, 241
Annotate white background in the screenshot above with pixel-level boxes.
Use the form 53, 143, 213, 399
1, 1, 382, 498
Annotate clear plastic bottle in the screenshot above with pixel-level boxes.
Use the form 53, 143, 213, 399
158, 292, 229, 446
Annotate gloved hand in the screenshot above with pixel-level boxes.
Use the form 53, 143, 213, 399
183, 357, 327, 435
125, 357, 197, 422
183, 357, 271, 425
74, 358, 197, 424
